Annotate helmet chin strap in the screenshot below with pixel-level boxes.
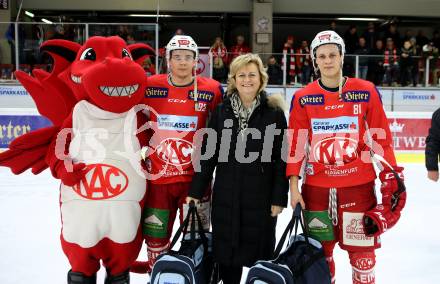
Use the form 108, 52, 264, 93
338, 54, 345, 95
193, 63, 198, 111
338, 65, 343, 96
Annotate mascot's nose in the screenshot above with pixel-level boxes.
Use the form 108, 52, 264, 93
103, 56, 132, 65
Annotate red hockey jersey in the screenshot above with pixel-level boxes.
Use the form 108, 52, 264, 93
144, 74, 223, 184
286, 78, 396, 187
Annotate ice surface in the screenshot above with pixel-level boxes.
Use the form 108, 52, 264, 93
0, 163, 438, 283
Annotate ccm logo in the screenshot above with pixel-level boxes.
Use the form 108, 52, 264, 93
325, 104, 344, 110
73, 164, 129, 200
384, 172, 404, 180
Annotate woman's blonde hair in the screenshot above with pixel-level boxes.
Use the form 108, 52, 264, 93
226, 53, 268, 96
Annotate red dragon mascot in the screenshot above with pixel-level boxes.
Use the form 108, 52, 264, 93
0, 36, 154, 284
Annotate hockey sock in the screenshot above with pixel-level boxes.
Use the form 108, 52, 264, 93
349, 251, 376, 284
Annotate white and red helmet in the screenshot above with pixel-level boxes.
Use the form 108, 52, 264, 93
310, 30, 345, 61
310, 30, 345, 73
165, 35, 199, 61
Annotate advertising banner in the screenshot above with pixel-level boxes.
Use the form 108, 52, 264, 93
0, 85, 29, 96
0, 115, 51, 148
393, 90, 440, 111
387, 112, 432, 152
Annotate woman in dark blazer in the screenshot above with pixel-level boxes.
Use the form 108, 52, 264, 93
187, 53, 289, 284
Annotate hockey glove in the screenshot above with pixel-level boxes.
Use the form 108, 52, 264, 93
363, 166, 406, 237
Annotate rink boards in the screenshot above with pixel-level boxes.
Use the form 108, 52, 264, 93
0, 84, 435, 164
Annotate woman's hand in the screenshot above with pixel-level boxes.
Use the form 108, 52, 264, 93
290, 176, 305, 209
185, 196, 200, 204
271, 205, 284, 217
428, 170, 439, 182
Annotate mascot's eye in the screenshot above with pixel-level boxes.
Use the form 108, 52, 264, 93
79, 48, 96, 61
122, 48, 132, 59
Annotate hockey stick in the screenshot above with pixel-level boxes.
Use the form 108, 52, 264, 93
363, 114, 406, 211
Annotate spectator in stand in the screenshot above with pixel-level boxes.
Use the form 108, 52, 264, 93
422, 42, 440, 86
126, 34, 136, 44
117, 25, 129, 41
63, 25, 76, 41
330, 21, 342, 35
354, 37, 370, 80
142, 56, 156, 77
410, 36, 421, 54
344, 25, 359, 54
296, 40, 312, 85
416, 30, 430, 49
344, 25, 359, 77
383, 38, 400, 86
51, 25, 66, 40
282, 35, 296, 84
403, 29, 414, 43
363, 22, 378, 50
267, 55, 283, 85
369, 39, 385, 85
409, 37, 420, 86
175, 28, 184, 36
210, 36, 229, 83
229, 35, 251, 63
433, 30, 440, 49
399, 40, 414, 86
384, 23, 401, 48
432, 31, 440, 86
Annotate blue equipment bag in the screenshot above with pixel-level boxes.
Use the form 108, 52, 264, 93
246, 205, 331, 284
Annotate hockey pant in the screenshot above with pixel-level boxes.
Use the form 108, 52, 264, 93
302, 182, 379, 284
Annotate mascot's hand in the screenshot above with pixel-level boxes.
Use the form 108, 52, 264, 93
55, 161, 87, 186
363, 166, 406, 237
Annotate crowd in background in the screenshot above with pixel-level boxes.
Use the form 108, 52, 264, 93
274, 21, 440, 87
3, 20, 440, 87
205, 21, 440, 87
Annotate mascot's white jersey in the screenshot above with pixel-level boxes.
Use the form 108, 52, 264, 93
60, 100, 146, 248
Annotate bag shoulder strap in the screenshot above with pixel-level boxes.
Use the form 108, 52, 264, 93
170, 201, 210, 251
274, 204, 317, 258
273, 204, 302, 258
170, 203, 195, 249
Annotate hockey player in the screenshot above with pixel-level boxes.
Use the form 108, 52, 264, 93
135, 35, 223, 273
287, 30, 406, 284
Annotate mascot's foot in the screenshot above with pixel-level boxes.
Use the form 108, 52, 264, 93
104, 270, 130, 284
67, 270, 97, 284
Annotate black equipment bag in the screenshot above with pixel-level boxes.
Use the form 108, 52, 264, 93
150, 201, 215, 284
246, 205, 331, 284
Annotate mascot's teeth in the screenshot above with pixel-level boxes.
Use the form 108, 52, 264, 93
71, 74, 81, 84
99, 84, 139, 97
